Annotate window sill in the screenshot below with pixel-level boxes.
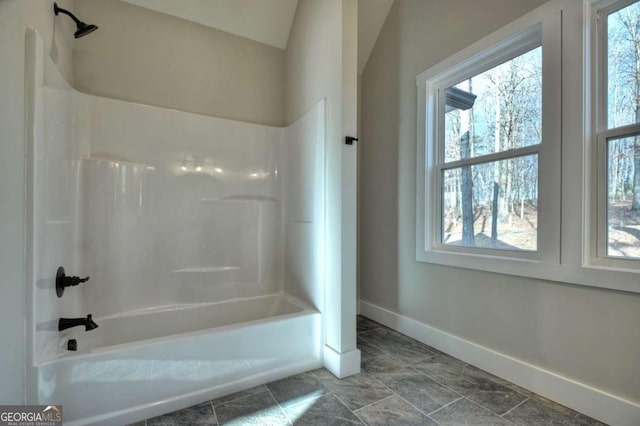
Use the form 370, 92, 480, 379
417, 248, 640, 294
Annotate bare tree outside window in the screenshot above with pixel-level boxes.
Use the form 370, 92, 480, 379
606, 1, 640, 258
442, 47, 541, 251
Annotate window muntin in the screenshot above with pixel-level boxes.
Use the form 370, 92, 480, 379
437, 47, 542, 253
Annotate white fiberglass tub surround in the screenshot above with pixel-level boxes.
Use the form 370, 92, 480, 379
25, 28, 327, 425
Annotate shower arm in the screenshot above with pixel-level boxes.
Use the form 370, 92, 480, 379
54, 3, 83, 26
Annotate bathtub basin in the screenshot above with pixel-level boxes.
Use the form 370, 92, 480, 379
35, 294, 321, 425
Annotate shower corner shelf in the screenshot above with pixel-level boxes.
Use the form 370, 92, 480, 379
173, 266, 240, 273
83, 154, 148, 168
200, 195, 279, 203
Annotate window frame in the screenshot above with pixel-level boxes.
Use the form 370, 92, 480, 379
435, 41, 544, 260
592, 0, 640, 270
416, 6, 562, 268
415, 0, 640, 293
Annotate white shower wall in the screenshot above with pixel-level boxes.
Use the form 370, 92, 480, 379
30, 47, 91, 363
78, 96, 285, 318
283, 103, 326, 309
30, 28, 327, 365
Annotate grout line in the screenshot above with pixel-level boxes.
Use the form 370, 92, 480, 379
357, 324, 384, 333
330, 392, 355, 413
464, 398, 519, 426
277, 392, 328, 412
374, 381, 438, 421
358, 333, 438, 366
290, 395, 331, 413
210, 400, 219, 425
393, 391, 443, 421
351, 409, 369, 425
212, 386, 270, 408
279, 403, 294, 425
407, 361, 537, 419
309, 369, 324, 381
352, 394, 397, 413
382, 352, 411, 367
360, 325, 601, 425
357, 335, 390, 356
412, 364, 524, 420
500, 397, 529, 418
426, 396, 465, 417
358, 338, 421, 365
356, 317, 386, 333
265, 387, 285, 411
367, 324, 596, 423
328, 391, 376, 426
264, 385, 295, 425
407, 366, 465, 398
427, 414, 443, 426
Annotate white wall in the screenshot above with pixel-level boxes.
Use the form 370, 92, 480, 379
361, 0, 640, 408
74, 0, 285, 126
285, 0, 359, 376
0, 0, 75, 84
0, 17, 28, 405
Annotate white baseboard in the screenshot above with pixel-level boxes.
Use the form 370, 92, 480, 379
360, 300, 640, 426
323, 345, 361, 378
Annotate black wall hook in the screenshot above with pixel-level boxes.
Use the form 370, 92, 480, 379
345, 136, 359, 145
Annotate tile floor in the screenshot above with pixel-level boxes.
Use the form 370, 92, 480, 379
130, 316, 607, 425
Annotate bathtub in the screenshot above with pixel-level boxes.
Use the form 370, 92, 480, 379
35, 294, 321, 425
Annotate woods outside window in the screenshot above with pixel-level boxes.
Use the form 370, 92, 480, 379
595, 0, 640, 268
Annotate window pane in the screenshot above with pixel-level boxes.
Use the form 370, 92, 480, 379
608, 1, 640, 129
443, 47, 542, 163
607, 135, 640, 258
442, 154, 538, 251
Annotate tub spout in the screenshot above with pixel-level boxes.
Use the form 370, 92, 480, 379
59, 314, 98, 332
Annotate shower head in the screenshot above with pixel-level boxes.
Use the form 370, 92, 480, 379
53, 2, 99, 39
74, 23, 99, 39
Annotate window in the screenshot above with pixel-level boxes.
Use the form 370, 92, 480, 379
441, 48, 541, 252
415, 0, 640, 292
416, 10, 562, 269
596, 0, 640, 265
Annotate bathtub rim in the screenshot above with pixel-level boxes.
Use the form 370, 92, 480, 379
41, 292, 317, 365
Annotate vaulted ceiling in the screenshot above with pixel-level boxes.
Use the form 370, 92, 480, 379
122, 0, 393, 73
122, 0, 299, 49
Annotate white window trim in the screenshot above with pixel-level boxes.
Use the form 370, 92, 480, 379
417, 2, 562, 267
416, 0, 640, 294
590, 0, 640, 271
433, 33, 546, 263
